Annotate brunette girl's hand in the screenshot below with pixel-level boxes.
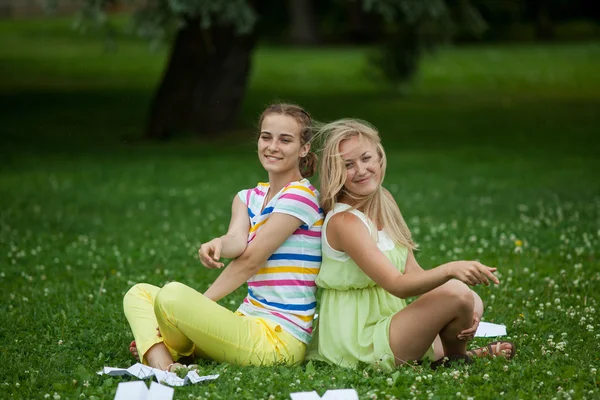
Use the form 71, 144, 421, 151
198, 238, 225, 268
446, 261, 499, 286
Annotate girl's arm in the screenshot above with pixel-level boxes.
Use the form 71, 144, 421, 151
406, 249, 485, 315
328, 212, 498, 299
203, 213, 304, 302
199, 196, 250, 268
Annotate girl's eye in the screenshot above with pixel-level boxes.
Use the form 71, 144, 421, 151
281, 139, 291, 143
261, 135, 270, 140
345, 163, 353, 169
362, 156, 371, 162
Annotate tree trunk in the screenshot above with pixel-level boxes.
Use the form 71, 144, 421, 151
533, 0, 555, 41
145, 20, 256, 139
288, 0, 318, 45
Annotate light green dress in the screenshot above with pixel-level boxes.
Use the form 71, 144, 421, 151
306, 204, 435, 371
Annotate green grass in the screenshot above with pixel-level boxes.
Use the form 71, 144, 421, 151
1, 17, 599, 400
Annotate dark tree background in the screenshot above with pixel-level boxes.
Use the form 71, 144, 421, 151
78, 0, 598, 140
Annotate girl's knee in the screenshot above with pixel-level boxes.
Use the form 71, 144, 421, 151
154, 282, 187, 310
123, 283, 148, 309
435, 280, 473, 312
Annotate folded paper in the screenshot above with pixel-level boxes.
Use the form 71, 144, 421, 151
98, 363, 219, 387
114, 381, 174, 400
474, 321, 507, 337
290, 389, 359, 400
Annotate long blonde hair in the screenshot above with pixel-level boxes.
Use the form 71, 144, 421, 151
319, 119, 417, 250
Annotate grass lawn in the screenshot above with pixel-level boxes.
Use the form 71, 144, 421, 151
1, 17, 599, 400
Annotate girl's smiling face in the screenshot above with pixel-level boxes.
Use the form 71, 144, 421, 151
340, 135, 382, 197
258, 114, 309, 175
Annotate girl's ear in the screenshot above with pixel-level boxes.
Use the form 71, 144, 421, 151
300, 142, 311, 157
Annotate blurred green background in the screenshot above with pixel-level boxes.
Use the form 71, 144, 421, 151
1, 1, 599, 399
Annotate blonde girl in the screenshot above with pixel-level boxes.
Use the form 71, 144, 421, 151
125, 104, 324, 371
306, 119, 515, 370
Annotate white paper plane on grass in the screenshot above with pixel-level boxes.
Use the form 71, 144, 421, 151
474, 321, 507, 337
290, 389, 359, 400
114, 381, 174, 400
98, 363, 219, 387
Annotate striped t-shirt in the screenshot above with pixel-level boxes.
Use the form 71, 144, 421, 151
236, 178, 323, 344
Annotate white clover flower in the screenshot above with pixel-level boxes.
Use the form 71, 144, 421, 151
53, 393, 61, 400
587, 325, 594, 332
592, 368, 597, 375
58, 340, 63, 345
386, 377, 394, 386
483, 374, 489, 381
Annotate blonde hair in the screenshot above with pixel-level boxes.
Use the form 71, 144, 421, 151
319, 119, 416, 250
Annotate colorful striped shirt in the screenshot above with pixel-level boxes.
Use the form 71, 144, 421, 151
236, 178, 324, 344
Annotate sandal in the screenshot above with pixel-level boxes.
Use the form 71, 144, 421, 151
468, 341, 516, 360
430, 354, 473, 370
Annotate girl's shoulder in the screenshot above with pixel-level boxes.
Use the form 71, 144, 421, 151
282, 178, 319, 197
327, 203, 373, 230
237, 182, 270, 205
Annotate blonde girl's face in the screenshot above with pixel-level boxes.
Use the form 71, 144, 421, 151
258, 114, 309, 175
339, 135, 381, 197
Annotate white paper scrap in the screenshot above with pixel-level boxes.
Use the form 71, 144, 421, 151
290, 389, 359, 400
475, 321, 507, 337
98, 363, 220, 387
114, 381, 148, 400
322, 389, 359, 400
147, 382, 174, 400
113, 381, 174, 400
290, 391, 321, 400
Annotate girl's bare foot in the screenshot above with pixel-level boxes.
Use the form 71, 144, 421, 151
467, 341, 516, 360
129, 340, 139, 360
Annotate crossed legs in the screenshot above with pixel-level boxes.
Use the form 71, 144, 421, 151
389, 280, 474, 365
389, 280, 514, 365
123, 282, 305, 370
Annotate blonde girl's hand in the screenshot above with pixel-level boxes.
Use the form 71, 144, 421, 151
446, 261, 499, 287
458, 314, 480, 341
198, 238, 225, 268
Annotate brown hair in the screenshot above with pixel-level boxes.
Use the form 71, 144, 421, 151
258, 103, 317, 178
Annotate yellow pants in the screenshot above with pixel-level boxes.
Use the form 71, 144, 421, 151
123, 282, 306, 366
